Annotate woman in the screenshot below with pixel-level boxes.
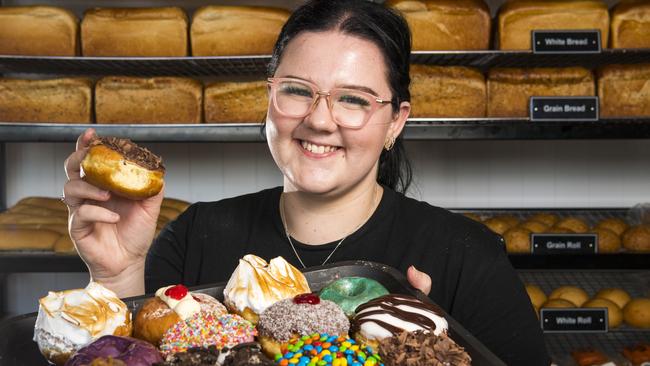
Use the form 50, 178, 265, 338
62, 0, 550, 364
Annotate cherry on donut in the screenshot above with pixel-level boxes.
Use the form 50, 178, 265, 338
165, 285, 188, 300
293, 293, 320, 305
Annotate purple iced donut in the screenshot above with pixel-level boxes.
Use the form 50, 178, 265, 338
65, 335, 163, 366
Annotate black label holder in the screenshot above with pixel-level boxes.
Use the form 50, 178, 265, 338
541, 308, 608, 333
532, 29, 602, 54
530, 96, 599, 122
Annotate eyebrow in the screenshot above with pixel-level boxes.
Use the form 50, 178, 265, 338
282, 75, 381, 96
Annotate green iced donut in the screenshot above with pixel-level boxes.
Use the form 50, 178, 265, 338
319, 277, 389, 318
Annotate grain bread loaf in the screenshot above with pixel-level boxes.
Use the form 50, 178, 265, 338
598, 64, 650, 117
204, 80, 268, 123
488, 67, 595, 117
191, 6, 290, 56
0, 78, 92, 123
0, 6, 78, 56
95, 77, 202, 124
0, 229, 61, 250
14, 197, 67, 212
611, 0, 650, 48
81, 7, 188, 56
410, 65, 486, 118
386, 0, 490, 50
498, 0, 610, 50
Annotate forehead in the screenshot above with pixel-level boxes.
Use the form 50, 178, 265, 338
275, 30, 390, 91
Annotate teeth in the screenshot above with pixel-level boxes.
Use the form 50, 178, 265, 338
300, 140, 338, 154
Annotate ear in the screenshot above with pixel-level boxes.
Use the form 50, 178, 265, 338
388, 101, 410, 139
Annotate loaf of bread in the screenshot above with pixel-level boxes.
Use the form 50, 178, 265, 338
0, 228, 61, 250
0, 6, 78, 56
191, 6, 290, 56
598, 64, 650, 117
611, 0, 650, 48
386, 0, 490, 50
204, 80, 267, 123
81, 7, 188, 56
497, 0, 610, 50
0, 78, 92, 123
410, 65, 486, 118
15, 197, 67, 212
487, 67, 595, 117
95, 77, 203, 124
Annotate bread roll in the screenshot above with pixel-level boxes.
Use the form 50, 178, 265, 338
583, 298, 623, 328
555, 217, 590, 233
15, 197, 67, 212
541, 298, 576, 308
487, 67, 595, 117
204, 81, 267, 123
497, 0, 609, 50
525, 284, 547, 309
623, 225, 650, 252
611, 0, 650, 49
529, 213, 559, 227
95, 77, 202, 124
483, 217, 512, 235
623, 298, 650, 328
598, 64, 650, 117
0, 6, 78, 56
0, 78, 92, 123
386, 0, 490, 50
82, 7, 188, 56
519, 220, 549, 233
191, 6, 289, 56
0, 228, 60, 250
504, 227, 532, 253
595, 288, 632, 309
409, 65, 486, 118
593, 227, 622, 253
595, 217, 629, 236
549, 286, 589, 307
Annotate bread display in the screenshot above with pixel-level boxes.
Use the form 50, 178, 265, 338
549, 285, 590, 307
623, 343, 650, 366
0, 78, 93, 123
623, 225, 650, 252
488, 67, 595, 117
191, 6, 290, 56
593, 227, 622, 253
409, 65, 486, 118
0, 6, 78, 56
81, 7, 188, 56
503, 227, 532, 253
204, 81, 268, 123
623, 298, 650, 328
598, 64, 650, 117
95, 77, 202, 124
386, 0, 490, 50
584, 298, 624, 328
497, 0, 610, 50
555, 216, 590, 233
571, 349, 611, 366
595, 288, 632, 309
611, 0, 650, 49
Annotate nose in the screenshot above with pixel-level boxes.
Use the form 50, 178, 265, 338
303, 93, 338, 132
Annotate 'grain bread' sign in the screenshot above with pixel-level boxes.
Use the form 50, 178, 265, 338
530, 96, 599, 121
532, 30, 601, 53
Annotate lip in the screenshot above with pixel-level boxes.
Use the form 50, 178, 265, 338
295, 139, 342, 158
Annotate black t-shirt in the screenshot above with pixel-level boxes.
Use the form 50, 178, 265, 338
146, 186, 550, 365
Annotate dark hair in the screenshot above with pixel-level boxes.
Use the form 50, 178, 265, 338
267, 0, 413, 193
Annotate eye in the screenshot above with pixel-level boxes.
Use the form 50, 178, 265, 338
338, 94, 371, 108
279, 83, 313, 98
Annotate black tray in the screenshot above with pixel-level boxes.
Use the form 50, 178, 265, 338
0, 261, 505, 366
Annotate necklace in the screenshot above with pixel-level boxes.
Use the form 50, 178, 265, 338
279, 187, 379, 269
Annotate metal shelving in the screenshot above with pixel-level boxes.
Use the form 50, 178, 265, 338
2, 118, 650, 142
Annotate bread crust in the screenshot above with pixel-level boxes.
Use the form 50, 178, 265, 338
204, 80, 268, 123
598, 64, 650, 117
611, 0, 650, 48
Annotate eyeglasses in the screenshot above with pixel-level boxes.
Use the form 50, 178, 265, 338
267, 77, 393, 129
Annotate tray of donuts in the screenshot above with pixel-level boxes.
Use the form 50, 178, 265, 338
0, 256, 505, 366
0, 196, 189, 255
457, 207, 650, 255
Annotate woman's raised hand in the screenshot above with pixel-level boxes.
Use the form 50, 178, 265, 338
62, 128, 163, 296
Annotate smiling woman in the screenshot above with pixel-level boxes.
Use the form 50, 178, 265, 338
61, 0, 549, 364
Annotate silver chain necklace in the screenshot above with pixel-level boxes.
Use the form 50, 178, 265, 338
279, 190, 378, 269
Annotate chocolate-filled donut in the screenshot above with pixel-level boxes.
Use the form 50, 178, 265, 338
81, 137, 165, 200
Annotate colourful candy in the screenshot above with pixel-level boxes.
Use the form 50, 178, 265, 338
275, 333, 383, 366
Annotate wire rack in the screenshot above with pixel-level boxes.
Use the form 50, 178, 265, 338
545, 332, 650, 366
455, 208, 633, 226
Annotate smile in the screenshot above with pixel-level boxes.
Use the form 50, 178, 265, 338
300, 140, 340, 155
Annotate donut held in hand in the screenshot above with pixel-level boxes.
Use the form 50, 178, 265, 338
80, 137, 165, 200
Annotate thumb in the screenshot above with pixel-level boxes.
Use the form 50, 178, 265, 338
407, 265, 432, 295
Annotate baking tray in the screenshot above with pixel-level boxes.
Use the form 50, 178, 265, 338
0, 260, 505, 366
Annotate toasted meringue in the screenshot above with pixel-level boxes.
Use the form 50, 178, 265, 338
223, 255, 310, 323
33, 282, 132, 366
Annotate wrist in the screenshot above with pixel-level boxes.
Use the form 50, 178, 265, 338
90, 261, 145, 298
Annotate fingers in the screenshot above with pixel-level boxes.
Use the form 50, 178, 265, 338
69, 204, 120, 237
63, 179, 110, 210
65, 129, 96, 180
407, 265, 432, 295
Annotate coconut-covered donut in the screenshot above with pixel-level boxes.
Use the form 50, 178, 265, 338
64, 335, 162, 366
319, 277, 389, 318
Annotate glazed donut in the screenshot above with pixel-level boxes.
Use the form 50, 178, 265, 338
80, 136, 165, 200
257, 293, 350, 357
65, 335, 163, 366
319, 277, 389, 317
133, 285, 227, 346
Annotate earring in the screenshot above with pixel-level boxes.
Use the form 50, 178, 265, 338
384, 135, 396, 151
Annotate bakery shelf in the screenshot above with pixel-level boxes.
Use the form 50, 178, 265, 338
3, 118, 650, 142
510, 254, 650, 270
545, 332, 649, 366
1, 49, 649, 76
0, 252, 86, 273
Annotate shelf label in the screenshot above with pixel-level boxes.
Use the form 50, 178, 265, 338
530, 97, 599, 121
532, 30, 601, 53
531, 233, 598, 254
541, 308, 608, 333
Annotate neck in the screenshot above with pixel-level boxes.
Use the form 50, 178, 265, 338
281, 178, 382, 245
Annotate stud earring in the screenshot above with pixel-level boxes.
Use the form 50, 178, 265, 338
384, 135, 396, 151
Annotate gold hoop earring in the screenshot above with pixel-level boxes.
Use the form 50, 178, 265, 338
384, 135, 396, 151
